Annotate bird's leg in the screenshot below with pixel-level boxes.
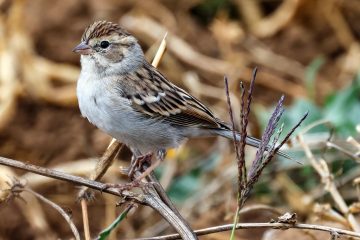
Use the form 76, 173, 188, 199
119, 148, 152, 176
102, 152, 153, 192
103, 150, 165, 192
135, 149, 166, 182
128, 152, 153, 180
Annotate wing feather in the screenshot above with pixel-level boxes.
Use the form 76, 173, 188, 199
126, 62, 229, 130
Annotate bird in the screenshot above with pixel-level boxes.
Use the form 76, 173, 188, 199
73, 21, 288, 178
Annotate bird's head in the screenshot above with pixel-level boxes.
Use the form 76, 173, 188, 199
73, 21, 144, 75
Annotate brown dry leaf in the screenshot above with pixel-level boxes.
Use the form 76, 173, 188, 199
240, 0, 302, 38
0, 166, 15, 203
210, 17, 245, 45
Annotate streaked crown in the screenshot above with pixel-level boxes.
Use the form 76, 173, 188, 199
81, 21, 129, 43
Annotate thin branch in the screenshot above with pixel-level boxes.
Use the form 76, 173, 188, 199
81, 199, 91, 240
347, 136, 360, 151
0, 156, 123, 194
133, 222, 360, 240
24, 188, 81, 240
326, 141, 360, 161
152, 32, 168, 67
78, 141, 123, 200
142, 185, 197, 239
0, 156, 197, 239
298, 122, 360, 233
146, 172, 197, 239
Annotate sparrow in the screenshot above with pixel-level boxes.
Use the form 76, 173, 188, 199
73, 21, 288, 168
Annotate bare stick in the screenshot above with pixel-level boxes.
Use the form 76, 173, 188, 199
81, 199, 91, 240
142, 184, 197, 239
326, 141, 360, 161
7, 166, 360, 240
0, 156, 119, 194
298, 123, 360, 232
133, 222, 360, 240
152, 33, 168, 67
78, 139, 123, 199
23, 188, 81, 240
0, 156, 197, 239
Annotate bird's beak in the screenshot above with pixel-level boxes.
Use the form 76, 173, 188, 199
72, 42, 92, 55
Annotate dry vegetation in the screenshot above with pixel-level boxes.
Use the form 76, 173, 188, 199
0, 0, 359, 239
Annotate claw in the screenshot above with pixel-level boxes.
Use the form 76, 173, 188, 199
102, 180, 143, 193
128, 152, 154, 179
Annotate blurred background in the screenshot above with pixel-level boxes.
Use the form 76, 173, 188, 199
0, 0, 359, 239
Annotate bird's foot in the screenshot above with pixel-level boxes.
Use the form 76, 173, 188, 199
102, 179, 143, 193
128, 152, 153, 179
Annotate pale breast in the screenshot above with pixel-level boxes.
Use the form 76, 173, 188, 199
77, 71, 126, 134
76, 70, 186, 154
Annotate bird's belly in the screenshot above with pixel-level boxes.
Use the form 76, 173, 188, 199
109, 115, 185, 154
77, 84, 184, 154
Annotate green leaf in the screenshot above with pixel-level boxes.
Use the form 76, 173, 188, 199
281, 99, 324, 133
255, 73, 360, 137
167, 153, 222, 203
97, 206, 132, 240
190, 0, 236, 24
168, 173, 202, 203
323, 76, 360, 135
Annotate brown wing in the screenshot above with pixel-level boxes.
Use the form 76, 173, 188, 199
125, 62, 229, 130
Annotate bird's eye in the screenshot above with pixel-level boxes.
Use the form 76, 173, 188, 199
100, 41, 110, 49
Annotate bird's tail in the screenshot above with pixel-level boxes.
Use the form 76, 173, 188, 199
215, 129, 291, 159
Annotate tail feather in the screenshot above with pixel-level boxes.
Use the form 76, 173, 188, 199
215, 129, 292, 160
